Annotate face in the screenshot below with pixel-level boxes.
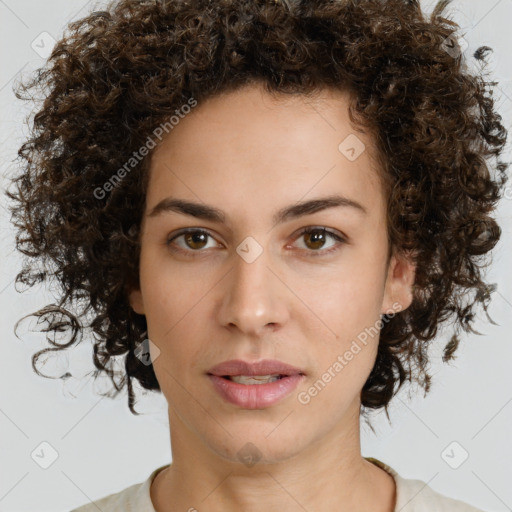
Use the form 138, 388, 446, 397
129, 83, 415, 466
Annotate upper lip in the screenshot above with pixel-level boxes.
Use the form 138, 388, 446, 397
207, 359, 305, 377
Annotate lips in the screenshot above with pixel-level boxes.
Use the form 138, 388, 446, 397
207, 359, 305, 378
207, 359, 306, 409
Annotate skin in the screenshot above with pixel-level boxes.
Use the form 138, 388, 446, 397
128, 83, 416, 512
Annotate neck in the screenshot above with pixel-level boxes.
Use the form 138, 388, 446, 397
150, 403, 396, 512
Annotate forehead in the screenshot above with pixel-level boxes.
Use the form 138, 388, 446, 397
144, 83, 385, 226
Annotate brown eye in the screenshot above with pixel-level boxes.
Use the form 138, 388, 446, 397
182, 231, 209, 250
303, 228, 329, 250
167, 229, 217, 254
293, 227, 347, 256
166, 226, 347, 258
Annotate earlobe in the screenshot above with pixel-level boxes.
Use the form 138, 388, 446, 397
128, 288, 145, 315
382, 251, 416, 315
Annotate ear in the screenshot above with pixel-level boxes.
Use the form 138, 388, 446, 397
381, 250, 416, 315
128, 287, 146, 316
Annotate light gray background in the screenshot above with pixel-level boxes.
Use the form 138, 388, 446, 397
1, 1, 511, 511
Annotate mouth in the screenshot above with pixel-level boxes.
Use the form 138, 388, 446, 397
218, 374, 288, 384
206, 359, 306, 409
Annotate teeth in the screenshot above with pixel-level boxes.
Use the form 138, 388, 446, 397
229, 374, 282, 384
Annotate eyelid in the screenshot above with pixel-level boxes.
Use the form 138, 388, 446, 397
293, 226, 348, 244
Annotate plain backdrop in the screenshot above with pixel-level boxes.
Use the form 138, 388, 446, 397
1, 0, 511, 511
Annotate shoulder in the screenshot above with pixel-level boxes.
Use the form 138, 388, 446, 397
365, 457, 486, 512
394, 473, 485, 511
70, 481, 143, 512
69, 465, 168, 512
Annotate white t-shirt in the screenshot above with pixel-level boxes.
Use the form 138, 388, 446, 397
70, 457, 485, 511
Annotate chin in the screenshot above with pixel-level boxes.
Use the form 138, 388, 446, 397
200, 421, 311, 468
212, 440, 305, 468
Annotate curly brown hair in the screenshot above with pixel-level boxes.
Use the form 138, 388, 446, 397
6, 0, 509, 418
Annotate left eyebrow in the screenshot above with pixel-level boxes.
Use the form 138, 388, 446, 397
146, 194, 368, 226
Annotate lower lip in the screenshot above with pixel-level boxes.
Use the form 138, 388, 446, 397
208, 374, 304, 409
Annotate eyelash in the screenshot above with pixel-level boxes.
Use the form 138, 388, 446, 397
166, 226, 347, 258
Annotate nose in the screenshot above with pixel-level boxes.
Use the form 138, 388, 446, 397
217, 242, 289, 337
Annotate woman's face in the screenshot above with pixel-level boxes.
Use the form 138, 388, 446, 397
129, 83, 415, 465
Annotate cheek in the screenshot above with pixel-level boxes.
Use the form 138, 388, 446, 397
138, 262, 209, 371
295, 262, 385, 388
302, 261, 385, 340
139, 243, 197, 329
147, 301, 209, 410
301, 281, 382, 408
